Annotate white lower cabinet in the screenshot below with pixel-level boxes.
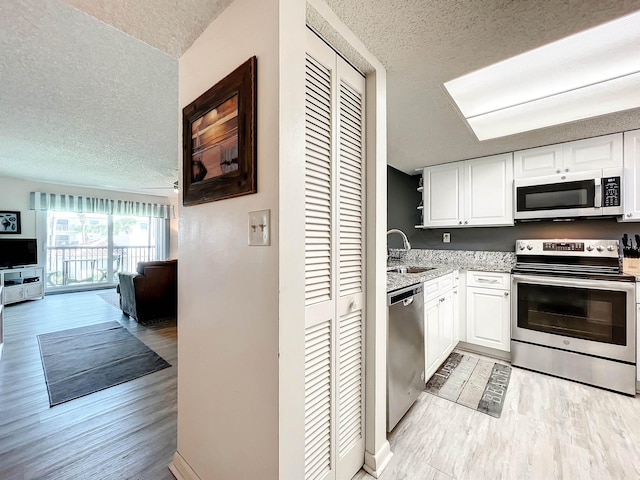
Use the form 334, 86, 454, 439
0, 285, 3, 361
424, 272, 458, 380
466, 271, 511, 352
424, 297, 441, 376
637, 302, 639, 384
452, 270, 460, 344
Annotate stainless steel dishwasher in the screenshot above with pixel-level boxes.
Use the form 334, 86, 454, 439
387, 283, 424, 431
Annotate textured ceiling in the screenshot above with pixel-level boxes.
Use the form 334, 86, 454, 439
324, 0, 640, 173
63, 0, 233, 58
2, 0, 640, 195
0, 0, 227, 196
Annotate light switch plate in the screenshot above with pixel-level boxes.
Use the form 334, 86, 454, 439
248, 209, 270, 246
443, 232, 451, 243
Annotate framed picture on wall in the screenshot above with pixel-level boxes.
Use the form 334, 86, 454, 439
182, 56, 257, 206
0, 211, 21, 234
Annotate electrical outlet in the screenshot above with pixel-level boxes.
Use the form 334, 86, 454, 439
248, 209, 270, 246
443, 232, 451, 243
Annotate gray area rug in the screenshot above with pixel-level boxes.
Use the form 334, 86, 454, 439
425, 352, 511, 418
97, 290, 120, 310
37, 321, 171, 407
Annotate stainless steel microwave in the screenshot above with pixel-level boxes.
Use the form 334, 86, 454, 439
514, 168, 623, 220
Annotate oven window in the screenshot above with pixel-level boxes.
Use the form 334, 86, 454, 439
517, 180, 595, 211
517, 283, 626, 345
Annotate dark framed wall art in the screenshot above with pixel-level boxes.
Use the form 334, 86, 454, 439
0, 211, 21, 234
182, 56, 257, 206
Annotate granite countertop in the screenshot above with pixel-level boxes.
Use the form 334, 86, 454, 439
387, 265, 454, 293
386, 249, 516, 293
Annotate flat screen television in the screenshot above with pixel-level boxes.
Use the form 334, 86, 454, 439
0, 238, 38, 268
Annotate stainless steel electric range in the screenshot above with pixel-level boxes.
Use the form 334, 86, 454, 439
511, 239, 636, 395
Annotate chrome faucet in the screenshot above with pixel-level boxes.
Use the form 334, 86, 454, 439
387, 229, 411, 251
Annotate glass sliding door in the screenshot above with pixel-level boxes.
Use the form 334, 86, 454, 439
112, 215, 163, 274
46, 212, 168, 292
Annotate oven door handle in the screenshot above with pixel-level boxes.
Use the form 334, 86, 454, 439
511, 273, 636, 293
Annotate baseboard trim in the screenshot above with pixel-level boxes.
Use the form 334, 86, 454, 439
168, 451, 201, 480
363, 440, 393, 478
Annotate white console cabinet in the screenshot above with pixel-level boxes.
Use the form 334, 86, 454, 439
0, 267, 45, 305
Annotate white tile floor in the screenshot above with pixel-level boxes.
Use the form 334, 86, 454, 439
355, 352, 640, 479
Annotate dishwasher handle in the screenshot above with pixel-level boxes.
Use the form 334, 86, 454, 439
388, 285, 423, 306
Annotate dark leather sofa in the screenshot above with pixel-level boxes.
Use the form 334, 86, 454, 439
117, 259, 177, 324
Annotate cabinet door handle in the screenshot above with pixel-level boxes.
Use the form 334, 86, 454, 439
458, 221, 462, 225
504, 291, 509, 297
477, 278, 499, 284
464, 220, 468, 225
556, 169, 561, 173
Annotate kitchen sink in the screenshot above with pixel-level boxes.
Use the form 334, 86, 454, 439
388, 266, 436, 274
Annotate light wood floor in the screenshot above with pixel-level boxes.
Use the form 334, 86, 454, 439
355, 350, 640, 480
0, 290, 177, 480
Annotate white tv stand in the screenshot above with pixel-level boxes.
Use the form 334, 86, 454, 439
0, 266, 45, 305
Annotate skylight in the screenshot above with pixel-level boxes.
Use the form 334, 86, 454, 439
444, 10, 640, 141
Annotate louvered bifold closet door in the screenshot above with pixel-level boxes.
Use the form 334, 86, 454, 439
304, 29, 366, 480
335, 57, 366, 480
304, 31, 337, 480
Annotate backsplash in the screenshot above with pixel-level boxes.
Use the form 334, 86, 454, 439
410, 219, 640, 252
389, 248, 516, 271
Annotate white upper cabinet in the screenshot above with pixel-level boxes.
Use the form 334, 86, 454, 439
563, 134, 623, 172
421, 153, 514, 228
514, 133, 623, 179
513, 144, 563, 178
465, 153, 513, 226
423, 163, 463, 227
622, 129, 640, 222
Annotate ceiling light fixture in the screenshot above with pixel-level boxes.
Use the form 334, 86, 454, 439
444, 10, 640, 141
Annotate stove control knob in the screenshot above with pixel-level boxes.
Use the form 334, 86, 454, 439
607, 245, 615, 252
586, 245, 594, 251
596, 245, 604, 252
519, 244, 525, 251
526, 244, 533, 251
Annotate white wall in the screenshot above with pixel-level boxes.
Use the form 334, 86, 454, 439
174, 0, 280, 478
277, 1, 306, 478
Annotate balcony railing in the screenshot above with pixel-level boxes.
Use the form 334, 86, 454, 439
46, 245, 157, 288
